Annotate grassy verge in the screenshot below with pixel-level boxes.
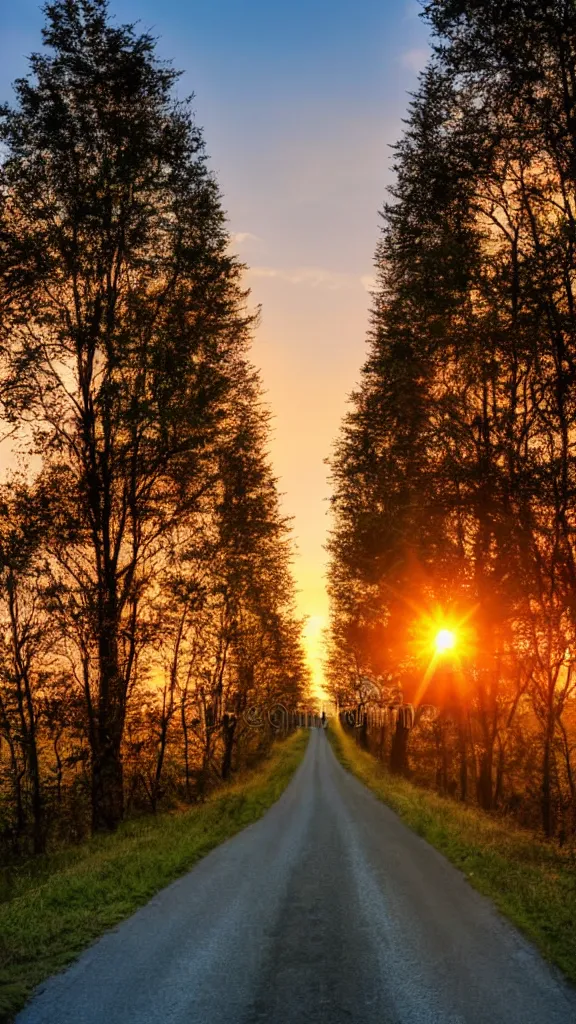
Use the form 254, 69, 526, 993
329, 722, 576, 984
0, 729, 309, 1023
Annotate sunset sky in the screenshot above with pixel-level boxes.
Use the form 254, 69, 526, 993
0, 0, 430, 700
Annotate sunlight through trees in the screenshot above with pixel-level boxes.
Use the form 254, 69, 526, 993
328, 0, 576, 840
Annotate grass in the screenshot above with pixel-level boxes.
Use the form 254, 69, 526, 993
0, 729, 309, 1023
329, 722, 576, 985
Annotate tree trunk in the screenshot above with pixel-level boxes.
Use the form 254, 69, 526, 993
92, 739, 124, 832
477, 748, 494, 810
435, 719, 449, 793
458, 721, 468, 803
8, 577, 45, 853
390, 715, 410, 776
359, 711, 369, 750
221, 714, 237, 780
494, 742, 505, 808
541, 726, 555, 839
22, 675, 44, 854
378, 721, 387, 762
53, 734, 63, 805
181, 700, 192, 802
92, 608, 125, 832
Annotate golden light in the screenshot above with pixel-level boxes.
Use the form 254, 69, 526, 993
435, 628, 456, 654
407, 601, 478, 709
302, 613, 329, 701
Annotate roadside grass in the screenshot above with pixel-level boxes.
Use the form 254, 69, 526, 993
329, 722, 576, 985
0, 729, 309, 1024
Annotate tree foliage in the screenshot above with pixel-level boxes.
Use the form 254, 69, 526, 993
328, 0, 576, 838
0, 0, 308, 853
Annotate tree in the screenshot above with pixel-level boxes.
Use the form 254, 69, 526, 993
329, 0, 576, 836
0, 0, 255, 831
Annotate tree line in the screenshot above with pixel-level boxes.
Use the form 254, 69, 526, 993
0, 0, 308, 857
328, 0, 576, 840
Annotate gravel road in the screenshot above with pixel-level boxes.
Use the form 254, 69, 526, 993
18, 728, 576, 1024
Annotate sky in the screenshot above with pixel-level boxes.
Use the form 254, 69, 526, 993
0, 0, 431, 701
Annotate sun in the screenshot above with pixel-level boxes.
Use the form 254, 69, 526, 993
435, 628, 456, 654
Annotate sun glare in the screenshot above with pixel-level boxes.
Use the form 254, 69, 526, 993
435, 628, 456, 654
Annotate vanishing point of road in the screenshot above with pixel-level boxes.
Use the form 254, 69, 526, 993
18, 730, 576, 1024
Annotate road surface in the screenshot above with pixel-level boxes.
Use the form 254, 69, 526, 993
18, 729, 576, 1024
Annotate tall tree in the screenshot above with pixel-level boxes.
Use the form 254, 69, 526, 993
329, 0, 576, 836
0, 0, 255, 830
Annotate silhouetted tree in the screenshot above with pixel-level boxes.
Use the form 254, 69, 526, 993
0, 0, 305, 835
329, 0, 576, 835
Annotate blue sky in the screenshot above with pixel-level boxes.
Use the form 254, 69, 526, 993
0, 0, 431, 695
